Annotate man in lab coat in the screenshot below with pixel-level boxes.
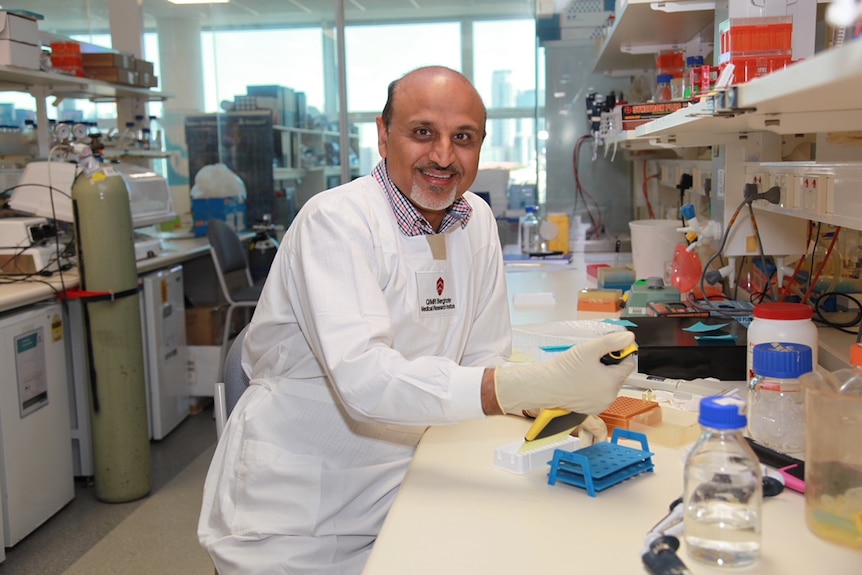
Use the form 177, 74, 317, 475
198, 65, 635, 574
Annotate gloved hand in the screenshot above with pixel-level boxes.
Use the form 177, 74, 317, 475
577, 415, 608, 446
494, 331, 636, 415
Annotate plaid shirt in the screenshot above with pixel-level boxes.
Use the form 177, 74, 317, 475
372, 160, 472, 237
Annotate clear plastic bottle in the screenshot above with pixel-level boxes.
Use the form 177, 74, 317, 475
653, 74, 673, 102
803, 343, 862, 549
148, 115, 164, 151
134, 114, 147, 143
684, 396, 762, 568
519, 205, 541, 255
748, 342, 812, 456
120, 121, 138, 149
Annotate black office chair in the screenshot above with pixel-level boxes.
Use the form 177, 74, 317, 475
207, 218, 265, 368
213, 324, 251, 438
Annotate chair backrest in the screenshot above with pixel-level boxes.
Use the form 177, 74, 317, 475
208, 219, 249, 276
224, 324, 251, 417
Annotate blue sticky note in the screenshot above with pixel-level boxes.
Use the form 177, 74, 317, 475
684, 321, 728, 333
695, 333, 738, 341
603, 318, 638, 327
539, 345, 573, 352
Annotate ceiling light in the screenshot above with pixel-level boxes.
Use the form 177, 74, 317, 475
167, 0, 230, 5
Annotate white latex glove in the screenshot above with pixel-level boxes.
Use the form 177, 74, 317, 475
577, 415, 608, 446
494, 331, 636, 415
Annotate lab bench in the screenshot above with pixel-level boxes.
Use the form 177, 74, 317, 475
364, 253, 862, 575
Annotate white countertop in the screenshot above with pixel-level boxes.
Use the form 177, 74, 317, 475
363, 253, 862, 574
362, 415, 860, 575
0, 236, 215, 313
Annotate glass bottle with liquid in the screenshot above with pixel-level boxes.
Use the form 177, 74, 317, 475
519, 205, 541, 255
684, 396, 762, 568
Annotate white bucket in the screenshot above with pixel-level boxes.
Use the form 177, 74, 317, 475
628, 219, 685, 280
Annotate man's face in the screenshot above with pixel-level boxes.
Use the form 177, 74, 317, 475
376, 72, 486, 221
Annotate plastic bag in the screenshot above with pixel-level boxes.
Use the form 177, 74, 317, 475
190, 163, 246, 200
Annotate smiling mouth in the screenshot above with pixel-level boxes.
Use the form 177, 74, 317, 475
420, 169, 454, 181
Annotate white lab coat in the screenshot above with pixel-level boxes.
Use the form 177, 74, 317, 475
199, 174, 512, 574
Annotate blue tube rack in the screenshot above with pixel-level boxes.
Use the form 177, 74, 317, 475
547, 428, 654, 497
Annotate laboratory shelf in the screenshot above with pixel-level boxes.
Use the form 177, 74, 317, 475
593, 0, 714, 74
635, 39, 862, 142
0, 64, 169, 102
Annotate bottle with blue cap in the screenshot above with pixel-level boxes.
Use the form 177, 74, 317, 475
748, 342, 813, 456
683, 395, 762, 567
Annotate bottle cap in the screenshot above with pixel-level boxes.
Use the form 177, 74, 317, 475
753, 342, 813, 378
753, 302, 813, 321
525, 205, 537, 213
657, 74, 673, 83
698, 395, 747, 429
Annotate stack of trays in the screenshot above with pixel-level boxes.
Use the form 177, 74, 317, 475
547, 429, 654, 497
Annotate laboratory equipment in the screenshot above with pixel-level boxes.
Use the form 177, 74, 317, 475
72, 160, 151, 503
598, 396, 661, 436
547, 428, 655, 496
9, 160, 176, 261
628, 219, 684, 280
747, 342, 812, 456
746, 302, 818, 381
683, 396, 762, 568
520, 408, 585, 452
621, 316, 748, 382
801, 348, 862, 549
140, 265, 189, 440
0, 302, 75, 547
0, 216, 74, 275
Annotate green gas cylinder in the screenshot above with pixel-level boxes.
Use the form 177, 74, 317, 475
72, 161, 151, 503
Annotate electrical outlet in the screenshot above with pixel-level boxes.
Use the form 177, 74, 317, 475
660, 164, 670, 185
768, 172, 794, 208
751, 171, 768, 189
796, 174, 829, 215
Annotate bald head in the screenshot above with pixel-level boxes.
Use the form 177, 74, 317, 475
381, 66, 487, 133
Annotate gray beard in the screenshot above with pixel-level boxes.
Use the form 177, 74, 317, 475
410, 180, 458, 212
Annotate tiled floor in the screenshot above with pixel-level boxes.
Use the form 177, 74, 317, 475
0, 404, 217, 575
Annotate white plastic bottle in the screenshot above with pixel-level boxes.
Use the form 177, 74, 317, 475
684, 396, 762, 567
519, 205, 541, 255
746, 302, 818, 381
148, 115, 164, 151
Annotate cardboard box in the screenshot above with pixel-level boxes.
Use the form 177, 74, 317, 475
83, 66, 137, 85
0, 11, 39, 45
620, 101, 688, 130
192, 196, 247, 238
81, 52, 133, 69
134, 58, 154, 75
0, 38, 39, 69
185, 305, 230, 346
137, 72, 158, 88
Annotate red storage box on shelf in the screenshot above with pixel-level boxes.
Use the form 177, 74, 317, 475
719, 16, 792, 84
656, 49, 685, 78
719, 16, 793, 57
50, 41, 84, 76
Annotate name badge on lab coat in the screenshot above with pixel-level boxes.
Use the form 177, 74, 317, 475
416, 270, 456, 318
